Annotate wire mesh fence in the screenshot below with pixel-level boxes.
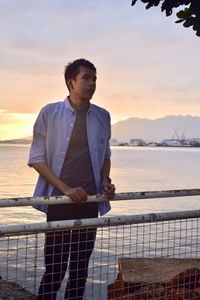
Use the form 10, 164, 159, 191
0, 207, 200, 299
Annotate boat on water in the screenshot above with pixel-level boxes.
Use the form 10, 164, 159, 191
158, 139, 191, 147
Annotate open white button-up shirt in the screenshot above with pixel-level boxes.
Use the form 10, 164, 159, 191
28, 98, 111, 216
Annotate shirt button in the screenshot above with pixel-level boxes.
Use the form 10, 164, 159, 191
67, 137, 70, 141
70, 123, 73, 127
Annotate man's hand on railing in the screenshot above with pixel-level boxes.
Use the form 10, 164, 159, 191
63, 186, 88, 203
102, 177, 116, 199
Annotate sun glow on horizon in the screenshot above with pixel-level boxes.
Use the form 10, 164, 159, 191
0, 111, 37, 140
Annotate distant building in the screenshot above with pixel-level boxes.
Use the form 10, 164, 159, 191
129, 139, 145, 146
159, 139, 191, 147
110, 138, 118, 146
188, 138, 200, 147
118, 142, 129, 146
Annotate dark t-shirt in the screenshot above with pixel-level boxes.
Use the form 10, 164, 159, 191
59, 109, 97, 194
48, 107, 98, 221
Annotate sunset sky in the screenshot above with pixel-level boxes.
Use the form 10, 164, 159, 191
0, 0, 200, 140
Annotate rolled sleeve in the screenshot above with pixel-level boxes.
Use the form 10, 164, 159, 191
105, 114, 111, 159
105, 142, 111, 159
28, 107, 47, 166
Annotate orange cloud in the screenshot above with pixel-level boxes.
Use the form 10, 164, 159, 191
0, 111, 36, 140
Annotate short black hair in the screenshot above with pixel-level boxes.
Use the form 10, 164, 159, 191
64, 58, 96, 91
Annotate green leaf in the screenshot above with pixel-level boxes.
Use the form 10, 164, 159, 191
176, 7, 192, 20
183, 19, 193, 28
176, 10, 186, 19
175, 19, 184, 23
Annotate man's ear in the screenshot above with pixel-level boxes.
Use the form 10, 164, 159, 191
67, 80, 73, 90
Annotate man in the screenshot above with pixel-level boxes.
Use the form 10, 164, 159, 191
28, 58, 115, 300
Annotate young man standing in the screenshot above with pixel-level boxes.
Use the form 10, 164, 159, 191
28, 58, 115, 300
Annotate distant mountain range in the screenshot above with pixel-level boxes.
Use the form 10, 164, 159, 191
112, 115, 200, 142
1, 115, 200, 144
0, 136, 32, 144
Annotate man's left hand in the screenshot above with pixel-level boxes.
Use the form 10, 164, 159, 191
102, 179, 115, 199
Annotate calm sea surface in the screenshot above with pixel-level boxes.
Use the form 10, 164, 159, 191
1, 144, 200, 299
0, 144, 200, 224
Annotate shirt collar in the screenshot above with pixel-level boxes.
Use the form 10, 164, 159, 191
64, 96, 93, 113
64, 97, 75, 113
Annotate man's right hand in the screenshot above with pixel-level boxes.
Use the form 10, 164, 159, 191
63, 187, 88, 203
31, 163, 88, 204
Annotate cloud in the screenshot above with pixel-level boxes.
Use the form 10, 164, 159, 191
0, 110, 36, 125
0, 0, 200, 135
0, 0, 192, 70
0, 110, 36, 139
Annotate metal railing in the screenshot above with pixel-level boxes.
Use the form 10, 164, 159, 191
0, 189, 200, 299
1, 188, 200, 208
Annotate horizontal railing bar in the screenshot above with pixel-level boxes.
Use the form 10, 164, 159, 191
0, 189, 200, 207
0, 209, 200, 236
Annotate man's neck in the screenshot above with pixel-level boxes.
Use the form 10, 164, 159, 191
68, 96, 90, 111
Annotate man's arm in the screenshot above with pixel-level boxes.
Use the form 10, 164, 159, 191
32, 163, 87, 203
101, 158, 111, 179
101, 158, 115, 199
29, 106, 87, 203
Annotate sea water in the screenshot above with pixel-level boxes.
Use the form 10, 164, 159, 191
1, 144, 200, 299
0, 144, 200, 223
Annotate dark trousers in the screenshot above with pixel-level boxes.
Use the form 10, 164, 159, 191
37, 203, 98, 300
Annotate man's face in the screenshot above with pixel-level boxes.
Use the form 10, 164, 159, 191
69, 66, 96, 101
